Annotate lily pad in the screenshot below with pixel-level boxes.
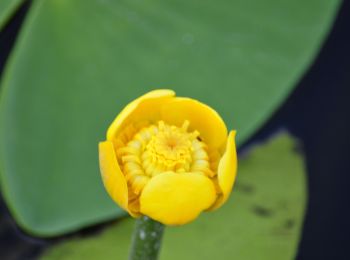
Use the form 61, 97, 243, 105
0, 0, 23, 30
41, 133, 306, 259
0, 0, 337, 235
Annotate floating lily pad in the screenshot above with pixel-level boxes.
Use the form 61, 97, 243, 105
0, 0, 337, 235
41, 133, 306, 259
0, 0, 23, 30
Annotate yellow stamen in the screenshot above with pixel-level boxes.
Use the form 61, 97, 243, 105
116, 121, 217, 195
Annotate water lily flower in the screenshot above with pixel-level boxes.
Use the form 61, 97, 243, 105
99, 90, 237, 225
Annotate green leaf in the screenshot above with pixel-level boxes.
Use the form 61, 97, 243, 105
0, 0, 23, 30
0, 0, 338, 235
41, 133, 306, 259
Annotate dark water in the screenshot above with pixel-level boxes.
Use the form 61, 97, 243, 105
244, 1, 350, 258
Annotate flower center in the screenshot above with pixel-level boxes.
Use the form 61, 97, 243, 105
117, 121, 215, 195
144, 121, 194, 174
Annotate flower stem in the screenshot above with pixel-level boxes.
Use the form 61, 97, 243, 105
129, 216, 165, 260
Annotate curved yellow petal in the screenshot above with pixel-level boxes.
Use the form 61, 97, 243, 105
140, 172, 216, 225
99, 141, 129, 211
209, 130, 237, 210
161, 97, 228, 150
107, 89, 175, 141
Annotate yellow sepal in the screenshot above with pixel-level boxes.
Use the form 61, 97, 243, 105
209, 130, 237, 210
106, 89, 175, 141
99, 141, 129, 211
140, 172, 216, 225
161, 97, 228, 151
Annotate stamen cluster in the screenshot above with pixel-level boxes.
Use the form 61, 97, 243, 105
117, 121, 216, 195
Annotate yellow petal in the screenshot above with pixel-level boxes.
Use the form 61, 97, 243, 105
99, 141, 129, 211
209, 130, 238, 210
107, 89, 175, 141
140, 172, 216, 225
161, 97, 228, 150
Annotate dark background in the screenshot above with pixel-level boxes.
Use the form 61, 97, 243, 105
0, 1, 349, 259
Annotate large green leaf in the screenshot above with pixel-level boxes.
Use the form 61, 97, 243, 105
0, 0, 338, 235
0, 0, 23, 30
41, 134, 306, 259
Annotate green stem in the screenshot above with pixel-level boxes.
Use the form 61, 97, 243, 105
129, 216, 165, 260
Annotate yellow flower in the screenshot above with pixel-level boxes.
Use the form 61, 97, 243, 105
99, 90, 237, 225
